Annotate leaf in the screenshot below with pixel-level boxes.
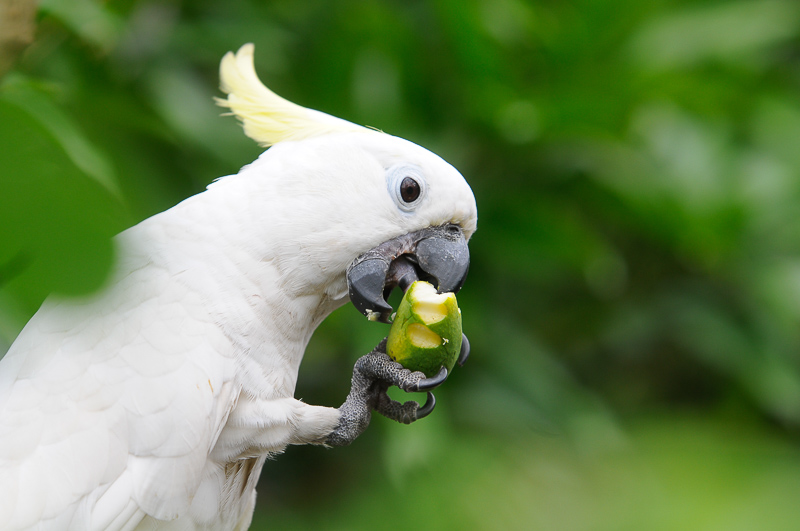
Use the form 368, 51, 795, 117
38, 0, 122, 52
1, 75, 120, 195
0, 99, 127, 339
628, 0, 800, 71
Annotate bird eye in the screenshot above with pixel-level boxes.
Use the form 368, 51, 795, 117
387, 164, 426, 212
399, 177, 421, 203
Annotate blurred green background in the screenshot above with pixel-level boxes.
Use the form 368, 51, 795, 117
3, 0, 800, 529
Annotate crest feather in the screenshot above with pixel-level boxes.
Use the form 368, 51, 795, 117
217, 44, 364, 147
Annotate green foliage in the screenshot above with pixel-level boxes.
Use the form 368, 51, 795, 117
3, 0, 800, 528
0, 83, 126, 336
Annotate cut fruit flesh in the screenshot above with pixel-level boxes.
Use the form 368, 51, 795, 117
407, 323, 442, 348
414, 300, 448, 324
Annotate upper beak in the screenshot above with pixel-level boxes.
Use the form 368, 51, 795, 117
346, 224, 470, 323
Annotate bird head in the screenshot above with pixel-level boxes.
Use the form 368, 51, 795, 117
217, 44, 477, 322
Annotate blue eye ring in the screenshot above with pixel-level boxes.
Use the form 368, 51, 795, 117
387, 164, 426, 212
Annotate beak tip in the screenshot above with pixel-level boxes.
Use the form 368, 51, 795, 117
416, 229, 470, 295
347, 257, 394, 322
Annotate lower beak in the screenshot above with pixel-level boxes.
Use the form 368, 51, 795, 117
346, 224, 470, 323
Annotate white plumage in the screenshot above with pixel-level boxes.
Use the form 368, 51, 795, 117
0, 45, 477, 530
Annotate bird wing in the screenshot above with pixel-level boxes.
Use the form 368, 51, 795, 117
0, 241, 238, 530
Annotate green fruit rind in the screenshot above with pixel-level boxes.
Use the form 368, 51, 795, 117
386, 280, 462, 377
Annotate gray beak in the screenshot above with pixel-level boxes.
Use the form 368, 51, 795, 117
346, 224, 470, 323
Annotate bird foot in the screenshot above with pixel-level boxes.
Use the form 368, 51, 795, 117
325, 336, 470, 446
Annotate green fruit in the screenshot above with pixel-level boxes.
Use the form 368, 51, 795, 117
386, 280, 462, 377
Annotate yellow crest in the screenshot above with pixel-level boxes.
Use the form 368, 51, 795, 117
217, 44, 365, 147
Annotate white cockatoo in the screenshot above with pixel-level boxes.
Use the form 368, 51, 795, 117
0, 44, 477, 530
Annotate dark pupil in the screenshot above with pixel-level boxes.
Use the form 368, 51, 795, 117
400, 177, 420, 203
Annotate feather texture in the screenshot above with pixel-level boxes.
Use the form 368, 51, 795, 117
217, 43, 364, 147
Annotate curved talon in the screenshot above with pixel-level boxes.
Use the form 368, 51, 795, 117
457, 333, 470, 367
415, 391, 436, 420
411, 366, 448, 392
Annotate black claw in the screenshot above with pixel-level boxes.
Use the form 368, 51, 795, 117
457, 333, 470, 367
411, 366, 448, 392
415, 392, 436, 420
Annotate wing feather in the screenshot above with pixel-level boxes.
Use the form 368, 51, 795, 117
0, 241, 239, 530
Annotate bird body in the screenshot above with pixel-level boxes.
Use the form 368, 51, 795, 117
0, 45, 476, 530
